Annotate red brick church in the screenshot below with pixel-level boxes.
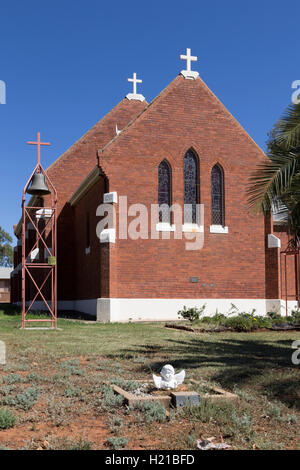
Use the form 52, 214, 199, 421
11, 49, 298, 321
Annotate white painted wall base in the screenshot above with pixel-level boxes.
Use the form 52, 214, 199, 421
16, 298, 299, 322
96, 298, 299, 323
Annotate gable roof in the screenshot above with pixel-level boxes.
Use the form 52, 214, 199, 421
69, 73, 266, 204
14, 97, 147, 237
97, 74, 265, 160
46, 97, 148, 175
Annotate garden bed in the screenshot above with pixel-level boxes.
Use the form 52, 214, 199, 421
165, 322, 300, 334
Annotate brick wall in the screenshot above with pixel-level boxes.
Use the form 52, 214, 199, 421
0, 279, 11, 303
73, 177, 107, 299
90, 75, 270, 301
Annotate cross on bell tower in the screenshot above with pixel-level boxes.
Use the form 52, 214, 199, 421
180, 47, 199, 80
27, 132, 51, 170
126, 72, 145, 102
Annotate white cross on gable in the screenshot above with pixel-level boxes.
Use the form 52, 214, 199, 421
126, 72, 145, 102
128, 73, 142, 95
180, 48, 199, 80
180, 48, 197, 72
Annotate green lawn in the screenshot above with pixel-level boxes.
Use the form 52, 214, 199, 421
0, 304, 299, 450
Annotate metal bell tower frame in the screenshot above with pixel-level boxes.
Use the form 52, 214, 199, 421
21, 132, 57, 329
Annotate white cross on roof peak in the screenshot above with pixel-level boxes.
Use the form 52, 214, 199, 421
180, 48, 199, 80
126, 72, 145, 102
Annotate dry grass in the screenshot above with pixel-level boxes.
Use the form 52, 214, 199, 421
0, 304, 299, 450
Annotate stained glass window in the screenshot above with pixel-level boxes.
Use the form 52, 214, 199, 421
211, 164, 224, 225
184, 149, 199, 223
158, 160, 171, 223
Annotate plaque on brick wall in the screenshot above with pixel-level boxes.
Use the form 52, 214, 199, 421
190, 277, 198, 283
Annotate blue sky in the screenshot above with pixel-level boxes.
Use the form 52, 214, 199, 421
0, 0, 299, 241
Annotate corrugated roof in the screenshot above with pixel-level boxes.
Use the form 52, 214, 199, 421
0, 267, 13, 279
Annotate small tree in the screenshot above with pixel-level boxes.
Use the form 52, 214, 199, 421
0, 226, 13, 267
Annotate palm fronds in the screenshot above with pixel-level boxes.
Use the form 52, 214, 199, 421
272, 103, 300, 149
247, 151, 299, 212
248, 102, 300, 246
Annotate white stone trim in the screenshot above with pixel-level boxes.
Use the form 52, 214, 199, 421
29, 248, 39, 261
126, 93, 145, 102
268, 234, 281, 248
156, 223, 175, 232
99, 228, 116, 244
182, 224, 204, 233
103, 192, 118, 204
210, 225, 228, 234
180, 70, 199, 80
36, 208, 53, 220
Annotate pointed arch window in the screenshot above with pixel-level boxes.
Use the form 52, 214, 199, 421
184, 149, 199, 224
211, 164, 224, 225
158, 160, 171, 223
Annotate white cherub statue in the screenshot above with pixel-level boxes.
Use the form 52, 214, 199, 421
153, 364, 185, 390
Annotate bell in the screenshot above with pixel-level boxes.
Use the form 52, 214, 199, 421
27, 172, 51, 196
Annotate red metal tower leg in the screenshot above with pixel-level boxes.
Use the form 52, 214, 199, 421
21, 132, 57, 329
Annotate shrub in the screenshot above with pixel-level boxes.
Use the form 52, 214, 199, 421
135, 400, 166, 423
107, 437, 129, 449
47, 398, 71, 426
2, 387, 39, 411
224, 315, 255, 332
263, 402, 298, 424
2, 374, 23, 385
271, 316, 287, 326
110, 377, 140, 392
291, 309, 300, 325
109, 416, 123, 429
202, 312, 226, 324
66, 438, 92, 450
224, 313, 271, 332
231, 411, 254, 439
25, 373, 45, 383
100, 385, 124, 410
0, 385, 17, 397
180, 399, 234, 425
64, 386, 83, 398
60, 360, 85, 376
178, 304, 206, 322
253, 316, 272, 329
0, 408, 17, 429
45, 437, 92, 450
267, 311, 282, 320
